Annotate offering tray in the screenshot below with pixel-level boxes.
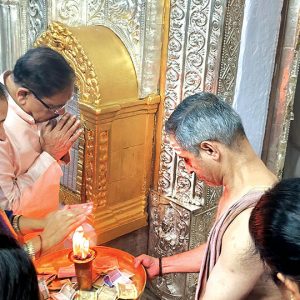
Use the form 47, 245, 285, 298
35, 246, 146, 299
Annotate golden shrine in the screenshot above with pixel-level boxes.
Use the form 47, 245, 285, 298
35, 22, 160, 244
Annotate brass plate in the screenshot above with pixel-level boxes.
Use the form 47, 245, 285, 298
35, 246, 146, 298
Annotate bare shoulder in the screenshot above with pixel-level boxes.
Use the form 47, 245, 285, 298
222, 207, 258, 264
202, 207, 280, 300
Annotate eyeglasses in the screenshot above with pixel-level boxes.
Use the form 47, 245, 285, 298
24, 87, 73, 115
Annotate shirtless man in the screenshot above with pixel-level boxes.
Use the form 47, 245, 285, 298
135, 92, 281, 299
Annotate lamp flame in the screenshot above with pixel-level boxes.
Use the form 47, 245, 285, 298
72, 226, 90, 259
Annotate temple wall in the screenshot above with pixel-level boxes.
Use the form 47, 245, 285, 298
1, 0, 300, 299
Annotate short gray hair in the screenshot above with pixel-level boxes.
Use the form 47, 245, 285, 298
165, 92, 245, 155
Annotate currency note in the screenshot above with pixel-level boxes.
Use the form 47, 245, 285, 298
37, 273, 56, 285
51, 283, 76, 300
76, 290, 98, 300
38, 279, 50, 300
93, 256, 119, 274
48, 279, 72, 291
117, 283, 138, 299
120, 269, 135, 278
97, 286, 118, 300
93, 276, 105, 289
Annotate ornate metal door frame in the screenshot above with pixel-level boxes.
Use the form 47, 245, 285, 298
262, 0, 300, 177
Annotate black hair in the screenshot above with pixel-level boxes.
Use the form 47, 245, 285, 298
13, 46, 75, 98
0, 234, 40, 300
249, 178, 300, 285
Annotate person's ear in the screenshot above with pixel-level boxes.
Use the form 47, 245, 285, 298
277, 273, 300, 298
199, 141, 220, 160
16, 87, 29, 105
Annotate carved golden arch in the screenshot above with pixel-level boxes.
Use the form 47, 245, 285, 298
35, 22, 160, 243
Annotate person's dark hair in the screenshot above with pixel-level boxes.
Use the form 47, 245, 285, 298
165, 92, 246, 155
0, 234, 40, 300
13, 46, 75, 98
249, 178, 300, 286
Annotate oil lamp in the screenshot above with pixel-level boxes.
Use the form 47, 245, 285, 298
69, 226, 96, 290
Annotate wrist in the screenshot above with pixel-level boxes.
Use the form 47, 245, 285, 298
40, 232, 51, 252
19, 217, 45, 233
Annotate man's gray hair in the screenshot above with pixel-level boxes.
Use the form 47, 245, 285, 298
165, 92, 246, 155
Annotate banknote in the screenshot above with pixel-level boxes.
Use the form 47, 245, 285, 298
117, 283, 138, 299
107, 269, 123, 283
97, 286, 118, 300
48, 279, 72, 291
75, 290, 98, 300
38, 279, 50, 300
120, 269, 135, 278
51, 283, 76, 300
37, 273, 56, 285
93, 256, 119, 274
103, 275, 114, 288
104, 268, 133, 287
93, 276, 105, 289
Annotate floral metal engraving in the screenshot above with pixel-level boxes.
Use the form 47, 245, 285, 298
148, 191, 217, 299
217, 0, 245, 104
204, 0, 227, 93
0, 0, 47, 71
28, 0, 47, 47
158, 0, 244, 208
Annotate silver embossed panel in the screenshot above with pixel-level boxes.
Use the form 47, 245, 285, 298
148, 190, 217, 299
158, 0, 244, 208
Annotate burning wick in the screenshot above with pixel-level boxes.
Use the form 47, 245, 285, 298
69, 226, 96, 290
72, 226, 91, 260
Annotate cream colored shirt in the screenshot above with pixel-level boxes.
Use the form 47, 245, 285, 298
0, 72, 61, 217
